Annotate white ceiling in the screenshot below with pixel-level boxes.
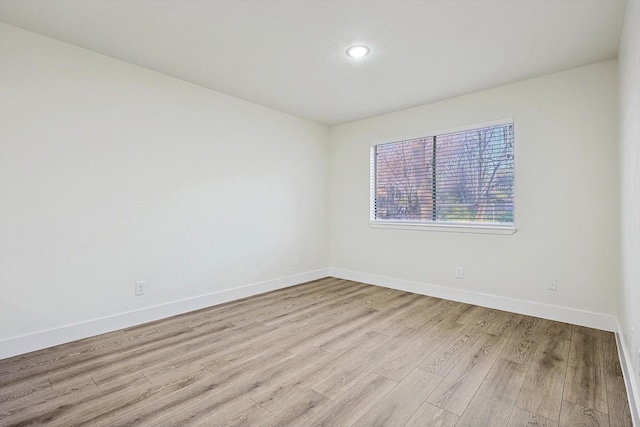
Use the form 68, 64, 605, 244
0, 0, 628, 126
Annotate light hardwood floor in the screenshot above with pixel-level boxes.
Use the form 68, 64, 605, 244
0, 277, 633, 426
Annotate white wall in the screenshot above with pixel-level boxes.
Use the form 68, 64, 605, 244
329, 61, 619, 319
619, 0, 640, 416
0, 24, 329, 345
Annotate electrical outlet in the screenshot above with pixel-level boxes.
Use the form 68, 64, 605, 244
135, 281, 146, 296
548, 277, 557, 291
455, 267, 464, 279
293, 256, 299, 266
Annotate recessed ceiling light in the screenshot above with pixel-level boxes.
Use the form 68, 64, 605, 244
346, 45, 370, 58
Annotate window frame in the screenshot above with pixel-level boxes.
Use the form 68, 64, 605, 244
369, 118, 517, 235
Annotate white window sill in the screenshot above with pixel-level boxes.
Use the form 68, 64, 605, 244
369, 221, 517, 235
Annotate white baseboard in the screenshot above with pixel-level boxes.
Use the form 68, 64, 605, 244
616, 319, 640, 427
0, 268, 330, 360
329, 268, 618, 332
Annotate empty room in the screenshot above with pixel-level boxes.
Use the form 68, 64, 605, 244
0, 0, 638, 426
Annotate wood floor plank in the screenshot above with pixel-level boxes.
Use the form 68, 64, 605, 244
307, 331, 392, 399
311, 329, 417, 400
249, 349, 334, 412
214, 402, 271, 427
0, 378, 77, 423
484, 310, 522, 337
602, 331, 624, 385
373, 316, 464, 382
0, 327, 162, 386
542, 320, 573, 341
182, 399, 262, 427
352, 368, 441, 427
455, 358, 528, 427
101, 348, 300, 426
203, 346, 292, 386
2, 371, 150, 426
255, 387, 330, 427
507, 407, 559, 427
308, 307, 383, 352
240, 346, 328, 400
572, 324, 602, 338
501, 315, 546, 366
260, 289, 372, 327
0, 278, 632, 426
279, 306, 389, 353
130, 388, 257, 427
246, 287, 371, 327
456, 305, 490, 325
600, 331, 633, 426
45, 325, 203, 388
605, 373, 633, 427
140, 323, 275, 384
0, 330, 129, 380
393, 297, 450, 331
88, 322, 240, 387
91, 373, 222, 425
418, 322, 488, 377
0, 377, 51, 408
182, 278, 354, 329
375, 295, 441, 330
559, 400, 609, 427
292, 373, 397, 427
403, 402, 460, 427
563, 332, 608, 414
82, 369, 211, 426
516, 333, 570, 420
426, 332, 508, 416
369, 294, 433, 335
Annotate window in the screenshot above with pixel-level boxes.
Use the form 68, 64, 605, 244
371, 120, 514, 233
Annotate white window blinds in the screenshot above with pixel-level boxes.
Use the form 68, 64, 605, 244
372, 122, 514, 225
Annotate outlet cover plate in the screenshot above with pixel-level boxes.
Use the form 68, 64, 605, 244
135, 281, 146, 296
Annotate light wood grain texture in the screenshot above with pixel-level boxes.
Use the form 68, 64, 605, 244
426, 332, 508, 416
403, 402, 460, 427
602, 331, 634, 427
455, 358, 528, 427
516, 333, 570, 420
542, 320, 573, 341
563, 332, 608, 414
309, 326, 421, 400
248, 349, 334, 412
352, 368, 441, 427
417, 322, 487, 377
254, 387, 330, 427
559, 400, 609, 427
501, 315, 546, 366
605, 375, 634, 427
507, 407, 559, 427
289, 373, 397, 427
373, 316, 464, 382
0, 277, 632, 426
216, 403, 272, 427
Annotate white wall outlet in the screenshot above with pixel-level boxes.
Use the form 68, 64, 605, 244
548, 277, 558, 291
455, 267, 464, 279
293, 256, 299, 266
135, 281, 146, 296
